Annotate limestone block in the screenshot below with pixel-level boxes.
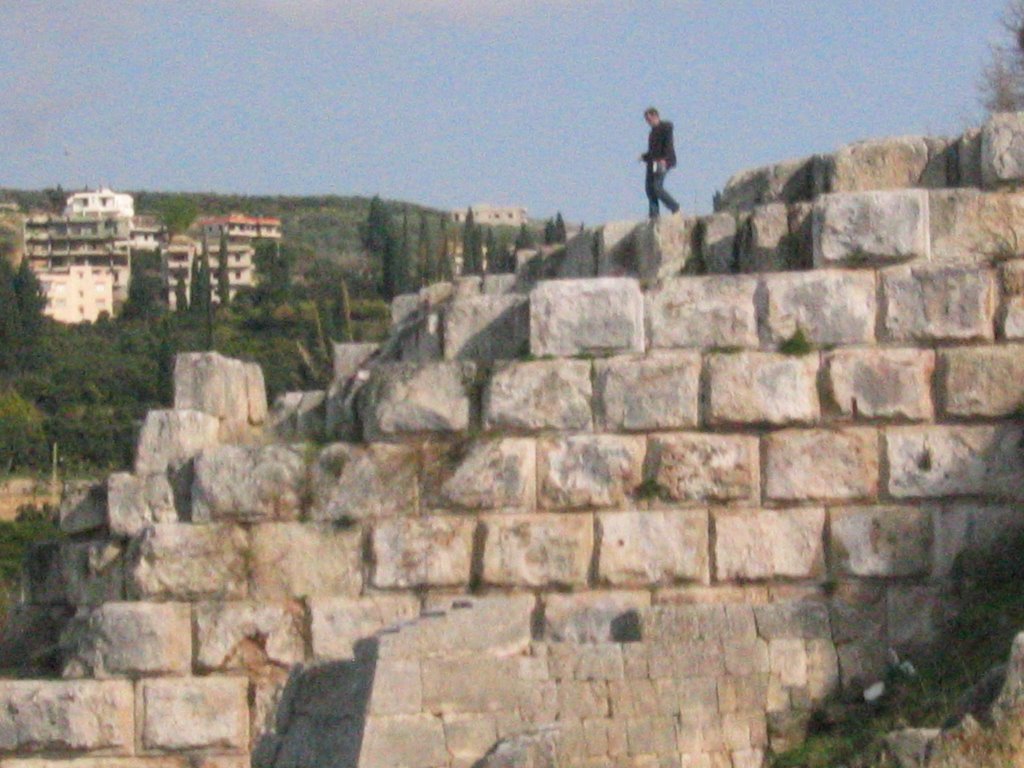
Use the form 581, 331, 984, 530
250, 523, 362, 600
981, 111, 1024, 187
134, 409, 220, 476
0, 680, 134, 755
1004, 296, 1024, 338
934, 503, 1024, 578
881, 264, 996, 342
59, 481, 107, 535
717, 157, 817, 212
444, 294, 530, 361
632, 214, 701, 283
444, 715, 499, 766
371, 517, 476, 588
594, 352, 700, 431
887, 424, 1024, 499
529, 278, 645, 357
191, 444, 306, 523
543, 591, 651, 642
559, 228, 600, 278
939, 345, 1024, 417
829, 507, 932, 578
174, 352, 266, 439
754, 601, 832, 640
483, 274, 517, 294
765, 429, 879, 502
597, 510, 709, 585
959, 127, 983, 188
538, 434, 645, 509
737, 203, 794, 273
646, 433, 759, 504
762, 270, 877, 346
360, 714, 449, 768
700, 212, 738, 273
813, 190, 929, 267
308, 443, 418, 523
887, 585, 944, 648
107, 472, 178, 537
128, 524, 246, 601
788, 202, 816, 269
139, 677, 249, 752
482, 514, 593, 587
829, 136, 931, 192
358, 361, 473, 441
646, 275, 759, 349
391, 292, 421, 326
61, 602, 191, 679
195, 601, 305, 671
0, 760, 191, 768
422, 437, 535, 511
367, 659, 423, 716
595, 219, 644, 276
421, 656, 521, 714
62, 541, 126, 606
391, 306, 444, 364
484, 359, 592, 432
332, 341, 379, 382
309, 595, 421, 660
714, 509, 826, 581
823, 348, 934, 421
930, 189, 1024, 264
837, 640, 889, 692
267, 390, 326, 441
706, 352, 820, 426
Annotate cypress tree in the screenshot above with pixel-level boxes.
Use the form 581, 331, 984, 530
484, 229, 498, 273
174, 274, 189, 313
416, 211, 432, 286
543, 218, 557, 245
365, 197, 401, 300
554, 212, 567, 243
217, 230, 231, 308
438, 215, 453, 281
515, 223, 534, 250
0, 259, 21, 372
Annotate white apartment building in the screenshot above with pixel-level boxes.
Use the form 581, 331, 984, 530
35, 264, 115, 324
163, 235, 198, 310
451, 204, 528, 227
64, 188, 135, 219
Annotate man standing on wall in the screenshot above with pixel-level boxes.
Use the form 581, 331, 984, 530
640, 107, 681, 219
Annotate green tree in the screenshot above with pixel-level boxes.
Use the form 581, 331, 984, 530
159, 196, 199, 237
217, 230, 231, 308
416, 211, 433, 286
543, 218, 557, 245
554, 212, 567, 243
484, 229, 498, 273
438, 215, 453, 281
462, 209, 483, 276
515, 223, 534, 250
174, 275, 189, 313
0, 260, 21, 371
0, 390, 47, 473
121, 251, 164, 321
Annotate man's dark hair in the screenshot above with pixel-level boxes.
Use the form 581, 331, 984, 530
644, 107, 660, 118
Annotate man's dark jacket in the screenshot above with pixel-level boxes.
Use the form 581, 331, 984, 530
643, 121, 677, 170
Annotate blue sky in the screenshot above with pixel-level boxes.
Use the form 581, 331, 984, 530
0, 0, 1010, 224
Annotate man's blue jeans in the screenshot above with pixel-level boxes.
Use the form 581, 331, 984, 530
646, 168, 680, 218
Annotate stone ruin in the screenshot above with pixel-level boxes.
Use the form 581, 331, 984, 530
4, 112, 1024, 768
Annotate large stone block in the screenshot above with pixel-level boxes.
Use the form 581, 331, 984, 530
529, 278, 645, 357
420, 656, 520, 715
0, 680, 134, 755
358, 361, 473, 440
645, 433, 759, 504
444, 294, 530, 361
597, 510, 709, 586
0, 760, 193, 768
715, 509, 826, 582
823, 348, 935, 421
594, 352, 701, 431
929, 190, 1024, 264
887, 424, 1024, 500
595, 219, 644, 276
645, 275, 759, 349
371, 517, 476, 588
359, 714, 448, 768
128, 523, 248, 601
309, 595, 421, 660
939, 346, 1024, 418
700, 212, 739, 273
61, 602, 191, 679
881, 264, 996, 342
106, 472, 178, 537
61, 541, 125, 607
765, 429, 879, 502
139, 677, 249, 752
933, 502, 1024, 578
195, 601, 305, 671
538, 435, 645, 509
268, 390, 326, 442
59, 481, 107, 535
482, 514, 593, 588
829, 507, 932, 578
422, 438, 535, 511
543, 591, 651, 642
828, 136, 932, 192
134, 409, 220, 477
174, 352, 266, 440
250, 523, 362, 600
332, 341, 379, 382
1002, 260, 1024, 339
737, 203, 795, 273
981, 111, 1024, 187
558, 228, 600, 278
716, 157, 817, 212
484, 359, 593, 432
763, 270, 877, 346
191, 444, 306, 523
631, 214, 701, 283
813, 190, 930, 267
706, 352, 820, 426
309, 442, 419, 522
958, 127, 983, 188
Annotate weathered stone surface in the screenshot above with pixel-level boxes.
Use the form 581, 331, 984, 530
754, 601, 832, 640
706, 352, 820, 426
959, 126, 983, 188
192, 444, 306, 523
813, 190, 930, 267
529, 278, 645, 357
887, 584, 945, 648
310, 595, 421, 660
1004, 296, 1024, 338
250, 523, 362, 600
929, 189, 1024, 264
359, 714, 449, 768
134, 409, 220, 476
372, 517, 476, 588
484, 359, 592, 432
645, 275, 759, 349
0, 680, 134, 754
823, 348, 935, 421
128, 524, 247, 601
881, 264, 996, 342
268, 390, 326, 441
981, 111, 1024, 187
309, 442, 418, 522
939, 345, 1024, 417
61, 602, 191, 678
538, 435, 645, 509
543, 591, 651, 642
482, 514, 593, 587
715, 509, 826, 581
420, 656, 520, 715
738, 203, 794, 272
332, 341, 379, 382
0, 760, 192, 768
558, 228, 600, 278
598, 510, 709, 586
717, 157, 817, 212
106, 473, 178, 537
194, 601, 304, 671
829, 136, 932, 192
444, 294, 530, 361
632, 214, 701, 283
59, 481, 107, 535
934, 503, 1024, 578
763, 270, 877, 346
788, 202, 816, 269
424, 438, 535, 511
358, 361, 473, 440
765, 429, 879, 502
829, 507, 932, 577
887, 424, 1024, 500
140, 677, 249, 752
594, 352, 700, 431
174, 352, 266, 440
391, 292, 421, 326
646, 433, 759, 504
700, 212, 738, 273
595, 219, 644, 276
23, 542, 124, 607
